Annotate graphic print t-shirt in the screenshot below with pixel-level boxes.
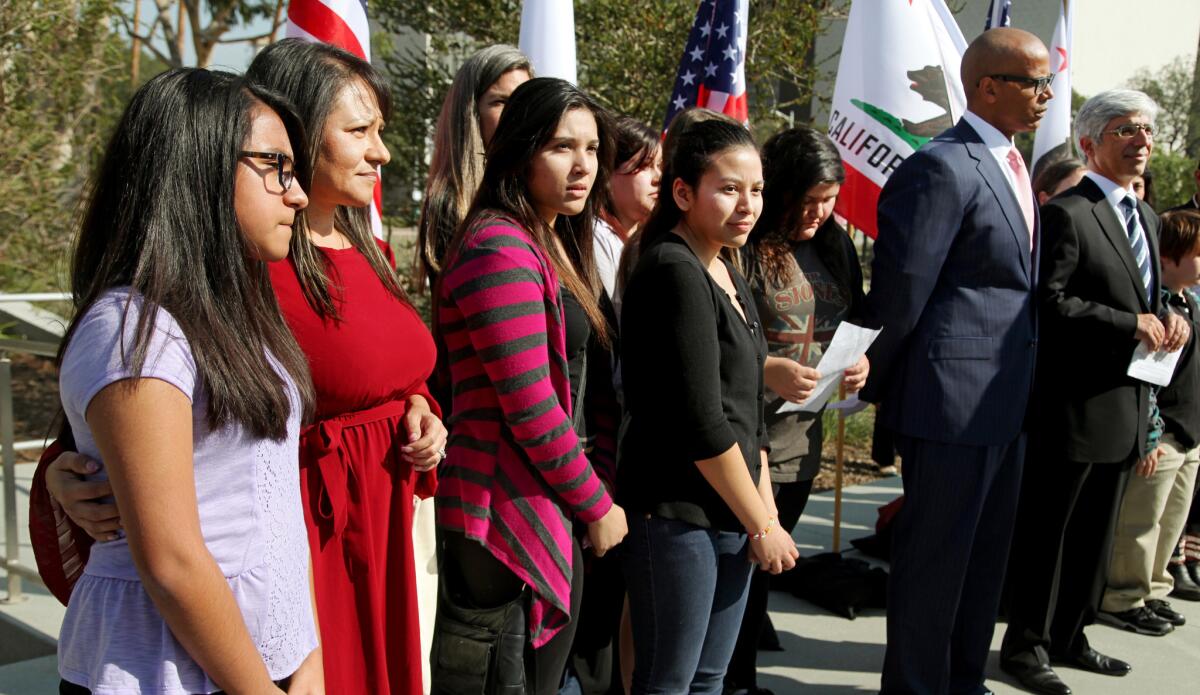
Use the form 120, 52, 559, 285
752, 242, 852, 481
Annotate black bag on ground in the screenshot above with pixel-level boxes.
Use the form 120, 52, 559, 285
430, 574, 529, 694
771, 552, 888, 620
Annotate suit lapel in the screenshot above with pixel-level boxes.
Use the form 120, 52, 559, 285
1083, 178, 1152, 312
958, 122, 1032, 282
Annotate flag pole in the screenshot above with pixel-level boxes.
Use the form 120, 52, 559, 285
832, 221, 856, 553
833, 381, 847, 552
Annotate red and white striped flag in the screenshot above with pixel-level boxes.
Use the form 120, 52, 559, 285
663, 0, 749, 132
286, 0, 385, 237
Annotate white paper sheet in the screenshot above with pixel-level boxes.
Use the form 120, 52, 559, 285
776, 323, 882, 414
1127, 342, 1183, 387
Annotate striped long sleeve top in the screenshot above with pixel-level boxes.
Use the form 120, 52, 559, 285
436, 214, 613, 647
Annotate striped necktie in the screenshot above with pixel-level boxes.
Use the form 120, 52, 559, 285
1120, 196, 1153, 304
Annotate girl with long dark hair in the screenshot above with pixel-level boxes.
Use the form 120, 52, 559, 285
726, 126, 870, 694
560, 115, 661, 695
617, 113, 799, 694
53, 68, 320, 694
433, 77, 628, 695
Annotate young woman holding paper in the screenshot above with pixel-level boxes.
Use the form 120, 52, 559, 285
726, 126, 870, 695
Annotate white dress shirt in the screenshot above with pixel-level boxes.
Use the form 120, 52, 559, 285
961, 110, 1023, 200
1084, 170, 1138, 225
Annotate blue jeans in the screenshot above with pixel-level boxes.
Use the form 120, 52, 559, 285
621, 515, 753, 694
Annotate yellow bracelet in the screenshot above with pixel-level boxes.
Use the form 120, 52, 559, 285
751, 517, 777, 541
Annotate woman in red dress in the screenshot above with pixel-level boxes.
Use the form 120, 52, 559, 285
42, 39, 449, 694
247, 40, 448, 694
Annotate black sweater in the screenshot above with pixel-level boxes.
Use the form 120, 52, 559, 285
617, 234, 769, 533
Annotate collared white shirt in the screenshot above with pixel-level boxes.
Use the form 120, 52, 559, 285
962, 110, 1022, 200
593, 216, 624, 301
1084, 170, 1138, 225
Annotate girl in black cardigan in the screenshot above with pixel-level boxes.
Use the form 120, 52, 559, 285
727, 126, 871, 694
617, 112, 799, 694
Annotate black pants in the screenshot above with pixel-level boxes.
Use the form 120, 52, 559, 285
1003, 455, 1131, 658
564, 548, 626, 694
882, 434, 1025, 695
441, 528, 585, 695
725, 479, 815, 691
60, 678, 292, 694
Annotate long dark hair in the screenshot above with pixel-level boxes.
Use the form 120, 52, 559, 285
747, 126, 850, 290
59, 68, 314, 439
246, 38, 408, 320
448, 77, 614, 340
637, 112, 757, 254
417, 44, 532, 286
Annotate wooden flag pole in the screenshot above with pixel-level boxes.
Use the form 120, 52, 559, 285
833, 381, 847, 552
832, 222, 857, 552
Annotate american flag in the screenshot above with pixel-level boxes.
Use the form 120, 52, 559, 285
286, 0, 384, 236
985, 0, 1012, 30
663, 0, 749, 132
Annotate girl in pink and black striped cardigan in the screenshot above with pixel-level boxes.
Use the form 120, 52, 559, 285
433, 77, 628, 695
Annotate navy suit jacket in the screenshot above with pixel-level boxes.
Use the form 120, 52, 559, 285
861, 119, 1039, 447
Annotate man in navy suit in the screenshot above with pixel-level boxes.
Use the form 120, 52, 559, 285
860, 27, 1051, 695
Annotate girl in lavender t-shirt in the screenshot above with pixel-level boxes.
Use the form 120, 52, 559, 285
54, 68, 320, 694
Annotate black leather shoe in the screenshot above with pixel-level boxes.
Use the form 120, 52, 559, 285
1169, 563, 1200, 601
1001, 652, 1072, 695
1146, 598, 1186, 626
1052, 646, 1132, 676
1097, 605, 1174, 635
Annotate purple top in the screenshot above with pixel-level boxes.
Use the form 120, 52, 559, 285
56, 289, 317, 694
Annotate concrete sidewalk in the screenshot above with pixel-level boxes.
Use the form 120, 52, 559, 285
760, 476, 1200, 693
2, 469, 1197, 693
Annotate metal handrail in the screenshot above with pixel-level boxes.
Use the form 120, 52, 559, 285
0, 292, 71, 303
1, 292, 67, 604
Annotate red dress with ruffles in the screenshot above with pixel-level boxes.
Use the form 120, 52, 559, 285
270, 240, 438, 695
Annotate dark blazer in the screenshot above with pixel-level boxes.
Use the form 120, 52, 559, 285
861, 119, 1038, 447
1031, 175, 1162, 462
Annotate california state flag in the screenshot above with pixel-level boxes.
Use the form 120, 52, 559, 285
829, 0, 968, 238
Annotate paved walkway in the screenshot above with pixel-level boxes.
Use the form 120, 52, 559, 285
2, 467, 1197, 693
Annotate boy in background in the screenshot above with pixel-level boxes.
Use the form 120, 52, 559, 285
1099, 209, 1200, 634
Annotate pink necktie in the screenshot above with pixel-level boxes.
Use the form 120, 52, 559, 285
1007, 148, 1035, 251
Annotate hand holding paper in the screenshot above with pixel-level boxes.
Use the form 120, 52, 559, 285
777, 323, 881, 414
1127, 342, 1182, 387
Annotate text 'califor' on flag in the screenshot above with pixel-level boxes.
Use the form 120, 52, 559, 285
829, 0, 967, 238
